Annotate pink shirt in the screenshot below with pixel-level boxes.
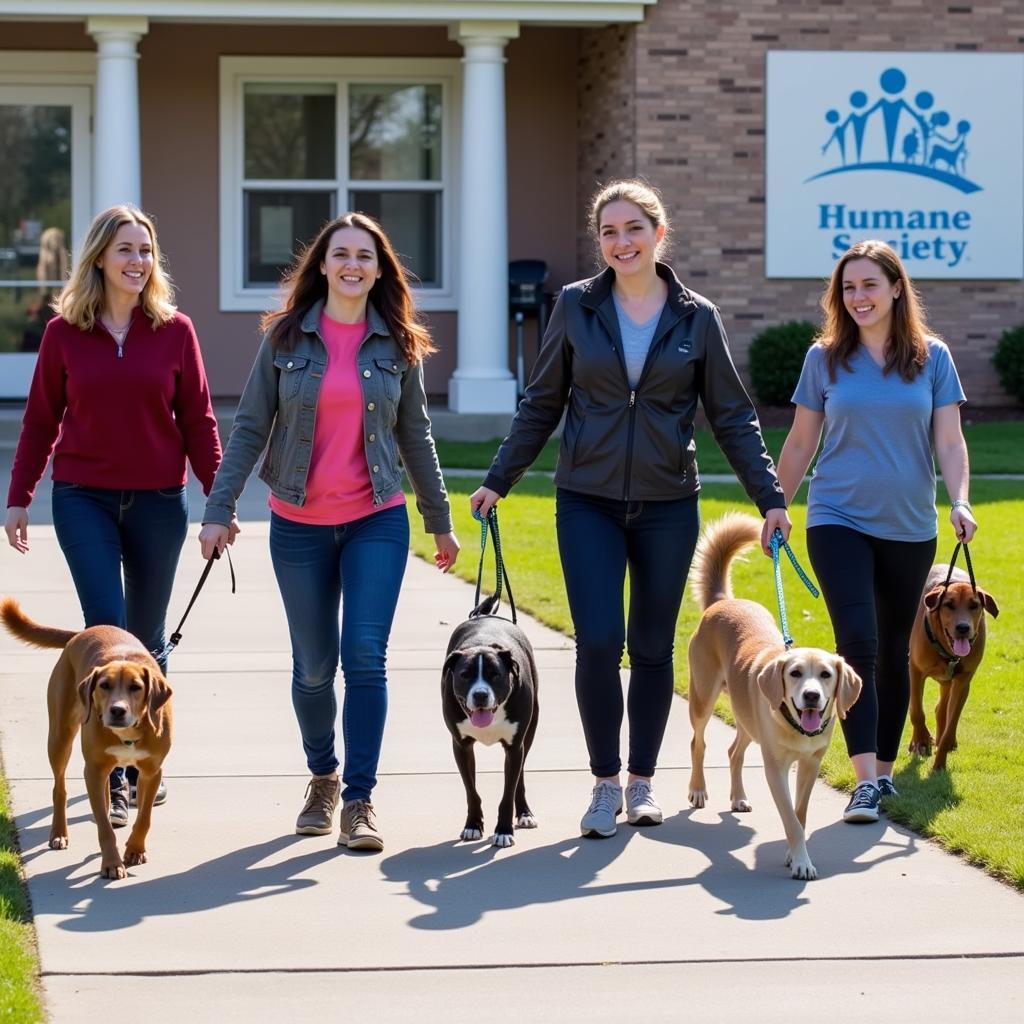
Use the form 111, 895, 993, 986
269, 314, 405, 525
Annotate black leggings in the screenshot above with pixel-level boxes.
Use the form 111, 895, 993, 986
806, 525, 935, 763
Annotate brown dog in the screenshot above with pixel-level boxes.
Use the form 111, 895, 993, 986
687, 515, 862, 880
908, 565, 999, 771
0, 597, 173, 879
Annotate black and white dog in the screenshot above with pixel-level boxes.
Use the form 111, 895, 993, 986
441, 596, 539, 847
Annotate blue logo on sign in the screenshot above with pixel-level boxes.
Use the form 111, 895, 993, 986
805, 67, 981, 194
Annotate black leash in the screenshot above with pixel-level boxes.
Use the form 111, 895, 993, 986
472, 507, 517, 624
941, 540, 976, 595
152, 546, 236, 662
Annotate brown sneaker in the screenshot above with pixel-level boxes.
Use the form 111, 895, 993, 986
295, 776, 340, 835
338, 799, 383, 852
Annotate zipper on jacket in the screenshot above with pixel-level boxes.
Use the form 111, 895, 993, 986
115, 341, 124, 359
623, 389, 638, 500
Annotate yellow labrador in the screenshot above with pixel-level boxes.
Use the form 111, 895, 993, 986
686, 514, 861, 880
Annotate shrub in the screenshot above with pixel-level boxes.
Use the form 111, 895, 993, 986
993, 325, 1024, 406
748, 320, 817, 407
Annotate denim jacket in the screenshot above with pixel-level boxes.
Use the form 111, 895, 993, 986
203, 300, 452, 534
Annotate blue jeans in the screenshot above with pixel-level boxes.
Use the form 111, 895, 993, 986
269, 505, 410, 802
555, 488, 700, 779
52, 482, 188, 795
51, 482, 189, 671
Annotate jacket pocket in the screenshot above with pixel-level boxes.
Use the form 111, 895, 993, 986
273, 353, 308, 401
374, 357, 406, 404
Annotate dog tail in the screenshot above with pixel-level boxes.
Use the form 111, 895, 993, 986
469, 594, 501, 618
689, 513, 762, 611
0, 597, 76, 649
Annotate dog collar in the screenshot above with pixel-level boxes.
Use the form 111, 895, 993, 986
923, 616, 963, 679
779, 699, 832, 738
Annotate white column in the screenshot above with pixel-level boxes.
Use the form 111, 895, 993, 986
448, 21, 520, 414
87, 16, 149, 213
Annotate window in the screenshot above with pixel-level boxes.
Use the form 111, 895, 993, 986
220, 58, 460, 312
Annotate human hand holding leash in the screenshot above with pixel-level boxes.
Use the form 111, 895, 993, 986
950, 500, 977, 543
434, 531, 460, 573
760, 507, 792, 557
469, 486, 501, 520
198, 523, 230, 561
4, 507, 29, 553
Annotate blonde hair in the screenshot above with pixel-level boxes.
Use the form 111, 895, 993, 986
589, 179, 671, 261
55, 205, 176, 331
818, 239, 932, 382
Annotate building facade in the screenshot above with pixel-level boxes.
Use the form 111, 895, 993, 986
1, 1, 1021, 407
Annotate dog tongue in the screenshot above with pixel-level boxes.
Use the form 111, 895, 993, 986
470, 709, 495, 728
952, 637, 971, 657
800, 709, 822, 732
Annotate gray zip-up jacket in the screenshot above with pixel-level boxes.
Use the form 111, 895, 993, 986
203, 300, 452, 533
483, 263, 785, 513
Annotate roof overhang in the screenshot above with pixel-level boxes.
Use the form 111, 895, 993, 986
0, 0, 658, 27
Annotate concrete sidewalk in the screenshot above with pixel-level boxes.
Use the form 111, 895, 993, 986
1, 476, 1022, 1021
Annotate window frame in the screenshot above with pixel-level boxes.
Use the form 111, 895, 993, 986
219, 55, 461, 313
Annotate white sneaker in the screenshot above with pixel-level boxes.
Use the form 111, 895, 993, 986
580, 781, 623, 838
625, 779, 663, 826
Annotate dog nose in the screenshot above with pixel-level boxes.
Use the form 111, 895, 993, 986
802, 690, 821, 707
470, 691, 490, 708
955, 622, 971, 636
109, 704, 128, 720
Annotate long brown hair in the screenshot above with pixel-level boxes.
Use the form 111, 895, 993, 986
261, 212, 435, 362
818, 239, 932, 382
56, 205, 176, 331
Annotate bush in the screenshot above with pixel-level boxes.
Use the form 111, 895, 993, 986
748, 320, 817, 407
993, 325, 1024, 406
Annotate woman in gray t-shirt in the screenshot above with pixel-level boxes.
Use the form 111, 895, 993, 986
776, 240, 977, 825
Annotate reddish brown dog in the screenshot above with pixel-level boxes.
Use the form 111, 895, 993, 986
0, 597, 173, 879
907, 565, 999, 771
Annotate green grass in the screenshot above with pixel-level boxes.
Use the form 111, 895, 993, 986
435, 420, 1024, 475
411, 475, 1024, 889
0, 773, 44, 1022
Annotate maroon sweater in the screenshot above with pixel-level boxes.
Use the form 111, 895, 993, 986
7, 308, 222, 508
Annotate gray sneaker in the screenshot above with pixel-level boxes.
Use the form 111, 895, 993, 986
580, 781, 623, 838
625, 779, 663, 826
109, 786, 129, 829
338, 800, 383, 852
295, 776, 340, 835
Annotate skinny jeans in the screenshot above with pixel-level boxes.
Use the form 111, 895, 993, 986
555, 488, 700, 779
269, 505, 409, 802
806, 525, 935, 762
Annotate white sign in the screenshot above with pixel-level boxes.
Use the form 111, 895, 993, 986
766, 52, 1024, 279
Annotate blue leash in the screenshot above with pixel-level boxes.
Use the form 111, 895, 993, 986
769, 528, 819, 649
472, 506, 517, 623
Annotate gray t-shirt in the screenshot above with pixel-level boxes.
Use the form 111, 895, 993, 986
792, 338, 965, 542
612, 296, 664, 388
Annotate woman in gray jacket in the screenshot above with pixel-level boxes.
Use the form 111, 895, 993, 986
200, 213, 458, 852
472, 181, 789, 838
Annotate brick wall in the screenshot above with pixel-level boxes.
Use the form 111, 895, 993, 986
578, 1, 1024, 406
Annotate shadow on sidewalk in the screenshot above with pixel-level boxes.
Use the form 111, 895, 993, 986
381, 808, 918, 930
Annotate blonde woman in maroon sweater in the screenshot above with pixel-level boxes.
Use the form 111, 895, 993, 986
5, 205, 227, 826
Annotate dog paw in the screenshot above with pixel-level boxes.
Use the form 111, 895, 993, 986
731, 799, 752, 813
48, 835, 69, 850
460, 827, 483, 841
908, 735, 933, 756
124, 847, 147, 867
786, 851, 818, 880
491, 832, 515, 848
100, 860, 127, 880
515, 812, 538, 829
688, 789, 708, 808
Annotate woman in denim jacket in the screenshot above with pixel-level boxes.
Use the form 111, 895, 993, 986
199, 213, 459, 852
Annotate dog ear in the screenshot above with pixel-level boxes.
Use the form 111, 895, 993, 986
756, 658, 786, 708
978, 589, 999, 619
834, 658, 863, 720
144, 669, 173, 735
443, 650, 465, 679
495, 647, 519, 683
77, 670, 98, 724
923, 586, 945, 611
